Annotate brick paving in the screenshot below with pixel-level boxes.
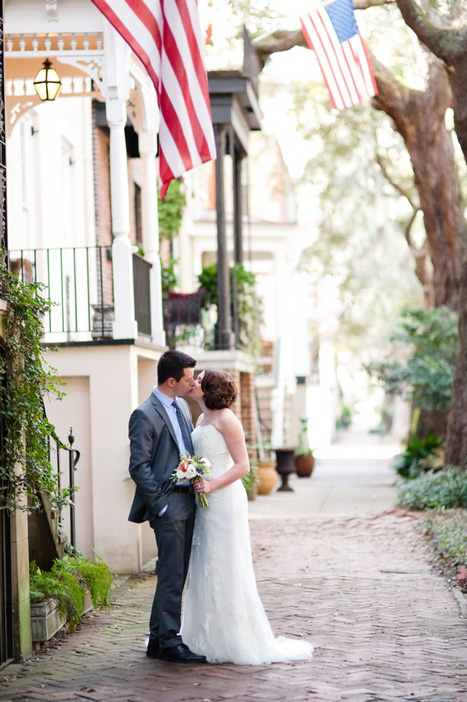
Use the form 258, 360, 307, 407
1, 510, 466, 702
1, 426, 466, 702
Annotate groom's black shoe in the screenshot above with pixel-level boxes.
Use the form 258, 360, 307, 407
156, 643, 206, 663
146, 637, 160, 658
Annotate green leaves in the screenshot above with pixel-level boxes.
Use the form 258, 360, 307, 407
366, 306, 458, 412
421, 509, 467, 569
197, 263, 264, 358
29, 554, 112, 631
0, 259, 67, 512
398, 467, 467, 510
158, 179, 186, 242
393, 434, 443, 479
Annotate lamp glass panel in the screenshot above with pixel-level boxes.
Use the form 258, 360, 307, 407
34, 66, 62, 101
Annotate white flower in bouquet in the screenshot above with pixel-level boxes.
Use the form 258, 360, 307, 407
171, 454, 212, 508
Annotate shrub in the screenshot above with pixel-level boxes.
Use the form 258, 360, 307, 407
393, 434, 443, 479
398, 467, 467, 510
30, 553, 112, 631
421, 510, 467, 569
197, 263, 263, 358
366, 306, 458, 413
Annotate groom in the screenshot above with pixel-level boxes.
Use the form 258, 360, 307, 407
128, 349, 205, 663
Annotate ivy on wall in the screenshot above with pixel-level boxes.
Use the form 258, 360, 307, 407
0, 260, 71, 512
158, 178, 186, 243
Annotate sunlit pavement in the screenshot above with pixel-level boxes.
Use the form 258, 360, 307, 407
249, 414, 400, 519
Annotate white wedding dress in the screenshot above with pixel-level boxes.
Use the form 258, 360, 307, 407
181, 424, 314, 665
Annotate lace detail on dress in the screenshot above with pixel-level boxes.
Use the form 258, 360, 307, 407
181, 424, 314, 665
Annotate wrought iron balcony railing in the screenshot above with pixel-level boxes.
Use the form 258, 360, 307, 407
8, 246, 152, 341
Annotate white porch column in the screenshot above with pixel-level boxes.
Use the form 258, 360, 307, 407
139, 130, 166, 346
102, 21, 138, 340
107, 99, 138, 340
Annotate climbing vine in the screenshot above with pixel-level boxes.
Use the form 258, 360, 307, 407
0, 260, 70, 512
158, 178, 187, 243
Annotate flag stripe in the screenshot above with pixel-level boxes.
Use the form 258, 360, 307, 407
94, 0, 162, 93
301, 14, 346, 109
316, 10, 359, 106
163, 2, 213, 158
91, 0, 216, 196
300, 0, 378, 111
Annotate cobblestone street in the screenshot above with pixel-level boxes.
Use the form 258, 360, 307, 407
1, 428, 466, 702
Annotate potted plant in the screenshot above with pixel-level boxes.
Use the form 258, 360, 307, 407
294, 416, 315, 478
253, 443, 279, 495
29, 552, 112, 643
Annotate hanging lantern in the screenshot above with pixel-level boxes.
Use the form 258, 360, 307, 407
33, 59, 62, 101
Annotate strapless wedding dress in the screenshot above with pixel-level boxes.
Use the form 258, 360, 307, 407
181, 424, 313, 665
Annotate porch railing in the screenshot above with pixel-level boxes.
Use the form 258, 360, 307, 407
8, 246, 152, 341
133, 253, 152, 336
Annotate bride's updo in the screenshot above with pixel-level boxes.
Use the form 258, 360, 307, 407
201, 369, 237, 410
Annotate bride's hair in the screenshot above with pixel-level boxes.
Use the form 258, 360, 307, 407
201, 369, 237, 410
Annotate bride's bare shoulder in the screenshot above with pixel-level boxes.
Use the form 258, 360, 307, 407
195, 413, 205, 427
215, 408, 242, 432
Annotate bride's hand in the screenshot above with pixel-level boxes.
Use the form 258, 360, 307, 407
195, 478, 212, 494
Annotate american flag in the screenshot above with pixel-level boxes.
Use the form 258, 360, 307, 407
300, 0, 377, 110
92, 0, 216, 197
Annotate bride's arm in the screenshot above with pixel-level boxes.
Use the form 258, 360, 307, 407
195, 411, 249, 494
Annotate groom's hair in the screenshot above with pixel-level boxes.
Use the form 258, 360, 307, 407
157, 350, 196, 385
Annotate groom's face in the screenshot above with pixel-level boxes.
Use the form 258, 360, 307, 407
173, 367, 196, 397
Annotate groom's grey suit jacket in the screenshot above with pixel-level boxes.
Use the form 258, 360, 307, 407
128, 392, 193, 524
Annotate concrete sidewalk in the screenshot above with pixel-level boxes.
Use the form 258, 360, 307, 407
250, 423, 399, 519
1, 425, 466, 702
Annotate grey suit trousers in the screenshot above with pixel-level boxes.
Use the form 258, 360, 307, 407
150, 492, 195, 647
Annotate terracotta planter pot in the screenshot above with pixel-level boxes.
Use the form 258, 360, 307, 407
256, 460, 279, 495
294, 453, 315, 478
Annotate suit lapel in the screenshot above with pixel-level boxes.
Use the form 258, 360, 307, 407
150, 392, 180, 451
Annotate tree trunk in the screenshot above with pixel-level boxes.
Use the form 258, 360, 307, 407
395, 0, 467, 468
416, 408, 448, 440
443, 56, 467, 467
445, 247, 467, 467
371, 58, 463, 311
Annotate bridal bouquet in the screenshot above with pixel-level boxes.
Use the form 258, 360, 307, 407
171, 454, 212, 508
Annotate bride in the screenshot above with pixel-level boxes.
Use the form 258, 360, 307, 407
181, 368, 313, 665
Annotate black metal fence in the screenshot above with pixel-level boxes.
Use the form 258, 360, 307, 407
49, 428, 80, 550
133, 253, 152, 336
